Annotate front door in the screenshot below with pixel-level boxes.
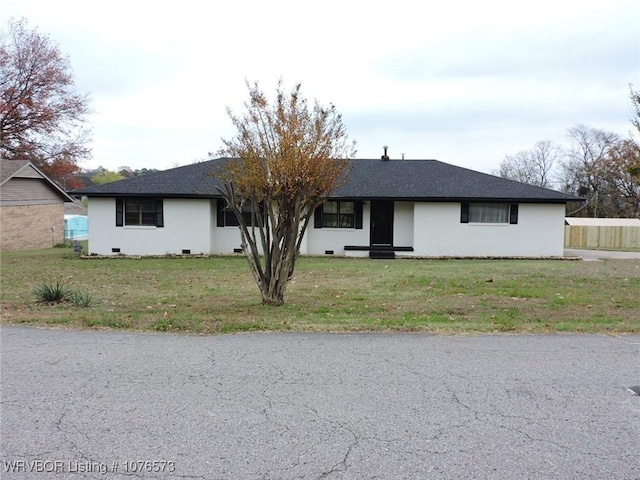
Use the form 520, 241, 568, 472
370, 200, 394, 245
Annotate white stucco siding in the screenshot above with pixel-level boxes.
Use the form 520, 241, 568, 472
306, 228, 371, 256
305, 227, 371, 256
305, 202, 370, 256
210, 228, 246, 254
87, 198, 212, 255
208, 201, 244, 254
89, 197, 566, 257
393, 202, 414, 247
411, 202, 566, 257
298, 225, 309, 255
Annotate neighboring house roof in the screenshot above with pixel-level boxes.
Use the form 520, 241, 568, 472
73, 157, 582, 203
0, 159, 31, 183
0, 159, 74, 203
565, 217, 640, 226
65, 200, 88, 215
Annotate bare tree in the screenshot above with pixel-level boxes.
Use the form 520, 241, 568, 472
499, 90, 640, 217
628, 85, 640, 181
497, 140, 560, 187
217, 80, 356, 306
0, 18, 91, 183
558, 125, 619, 217
630, 84, 640, 139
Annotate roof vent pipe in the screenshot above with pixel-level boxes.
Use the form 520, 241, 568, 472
381, 145, 390, 160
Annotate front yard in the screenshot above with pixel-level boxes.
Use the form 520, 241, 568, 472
1, 247, 639, 334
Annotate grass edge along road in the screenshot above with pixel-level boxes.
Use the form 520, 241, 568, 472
1, 247, 639, 335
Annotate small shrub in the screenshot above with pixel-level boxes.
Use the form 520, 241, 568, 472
70, 290, 93, 307
34, 281, 72, 303
33, 281, 94, 307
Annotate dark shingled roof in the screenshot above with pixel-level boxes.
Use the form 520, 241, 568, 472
335, 159, 581, 202
73, 159, 226, 197
73, 157, 582, 203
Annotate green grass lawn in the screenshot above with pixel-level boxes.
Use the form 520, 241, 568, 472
1, 246, 639, 334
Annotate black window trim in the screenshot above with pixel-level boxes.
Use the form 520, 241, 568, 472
217, 198, 254, 227
314, 200, 364, 229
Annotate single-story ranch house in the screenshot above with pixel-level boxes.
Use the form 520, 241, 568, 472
74, 157, 582, 258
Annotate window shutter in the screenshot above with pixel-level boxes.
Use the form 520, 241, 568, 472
217, 199, 225, 227
509, 204, 519, 224
460, 202, 469, 223
355, 201, 363, 229
155, 199, 164, 227
116, 198, 123, 226
314, 205, 323, 228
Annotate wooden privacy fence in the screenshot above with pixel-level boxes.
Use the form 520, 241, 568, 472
564, 226, 640, 250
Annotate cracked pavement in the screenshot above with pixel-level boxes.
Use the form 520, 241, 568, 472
1, 326, 639, 479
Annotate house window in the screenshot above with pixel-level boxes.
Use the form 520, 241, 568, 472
470, 203, 509, 223
314, 201, 363, 229
461, 203, 518, 224
217, 199, 254, 227
116, 198, 163, 227
125, 199, 156, 225
322, 201, 355, 228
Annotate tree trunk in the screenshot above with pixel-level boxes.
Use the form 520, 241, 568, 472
256, 218, 300, 307
261, 290, 284, 306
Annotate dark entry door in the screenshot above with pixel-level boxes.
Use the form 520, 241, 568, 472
370, 200, 394, 245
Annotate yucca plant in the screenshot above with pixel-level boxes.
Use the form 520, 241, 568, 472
70, 290, 93, 307
33, 281, 72, 303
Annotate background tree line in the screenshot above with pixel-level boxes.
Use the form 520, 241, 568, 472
496, 91, 640, 218
66, 166, 159, 188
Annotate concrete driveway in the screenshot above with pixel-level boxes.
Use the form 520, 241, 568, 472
1, 326, 639, 479
565, 249, 640, 261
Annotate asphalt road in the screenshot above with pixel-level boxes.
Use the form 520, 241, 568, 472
1, 326, 639, 480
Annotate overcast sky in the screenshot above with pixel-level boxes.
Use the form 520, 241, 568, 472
2, 0, 638, 174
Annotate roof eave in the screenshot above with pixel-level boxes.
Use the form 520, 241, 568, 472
77, 192, 583, 203
77, 192, 223, 199
329, 195, 584, 203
